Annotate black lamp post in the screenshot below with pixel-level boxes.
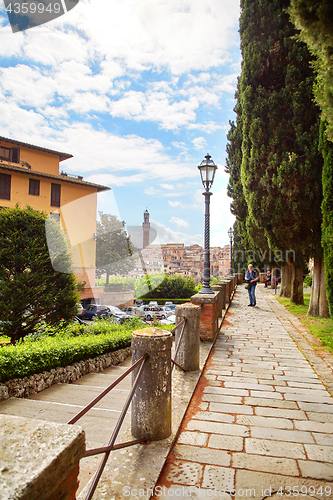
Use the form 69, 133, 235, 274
228, 226, 234, 275
198, 153, 218, 294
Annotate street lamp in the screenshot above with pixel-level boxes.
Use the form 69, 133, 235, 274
228, 226, 234, 275
198, 153, 218, 294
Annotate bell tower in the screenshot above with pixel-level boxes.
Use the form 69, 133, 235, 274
142, 209, 150, 248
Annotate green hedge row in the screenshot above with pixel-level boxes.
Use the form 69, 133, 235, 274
140, 298, 191, 305
0, 330, 132, 383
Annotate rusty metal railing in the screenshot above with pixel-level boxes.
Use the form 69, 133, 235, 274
170, 317, 187, 372
67, 353, 148, 500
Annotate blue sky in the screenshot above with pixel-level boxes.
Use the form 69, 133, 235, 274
0, 0, 240, 247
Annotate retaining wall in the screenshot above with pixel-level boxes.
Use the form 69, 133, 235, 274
0, 347, 131, 402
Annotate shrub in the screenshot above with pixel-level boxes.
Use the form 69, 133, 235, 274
304, 275, 313, 287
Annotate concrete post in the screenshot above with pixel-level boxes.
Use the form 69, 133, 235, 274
211, 284, 225, 317
131, 327, 172, 441
174, 303, 201, 371
0, 414, 85, 500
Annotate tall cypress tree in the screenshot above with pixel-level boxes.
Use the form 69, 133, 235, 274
237, 0, 323, 305
289, 0, 333, 142
320, 120, 333, 316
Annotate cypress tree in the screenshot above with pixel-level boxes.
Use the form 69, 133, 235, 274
320, 120, 333, 316
289, 0, 333, 142
238, 0, 323, 305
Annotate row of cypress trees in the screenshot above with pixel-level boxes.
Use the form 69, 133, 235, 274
226, 0, 333, 316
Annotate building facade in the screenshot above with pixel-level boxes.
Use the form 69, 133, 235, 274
0, 136, 110, 301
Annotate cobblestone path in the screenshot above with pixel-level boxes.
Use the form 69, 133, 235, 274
153, 285, 333, 500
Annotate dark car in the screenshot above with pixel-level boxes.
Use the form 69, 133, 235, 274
81, 304, 111, 321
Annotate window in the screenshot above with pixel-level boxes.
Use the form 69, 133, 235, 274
29, 178, 40, 196
0, 146, 20, 163
51, 183, 61, 207
0, 173, 11, 200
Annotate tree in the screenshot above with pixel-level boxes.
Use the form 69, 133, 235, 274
235, 0, 323, 305
95, 212, 135, 286
289, 0, 333, 142
320, 120, 333, 316
0, 206, 79, 344
140, 275, 196, 300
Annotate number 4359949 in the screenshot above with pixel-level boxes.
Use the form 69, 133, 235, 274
277, 486, 332, 496
5, 3, 62, 14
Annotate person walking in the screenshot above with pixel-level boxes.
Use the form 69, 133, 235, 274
245, 264, 259, 306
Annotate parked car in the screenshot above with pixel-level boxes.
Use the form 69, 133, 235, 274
122, 306, 137, 316
149, 301, 158, 306
134, 299, 143, 307
136, 305, 167, 321
162, 306, 174, 318
106, 306, 133, 323
164, 301, 176, 312
81, 304, 112, 320
159, 314, 176, 325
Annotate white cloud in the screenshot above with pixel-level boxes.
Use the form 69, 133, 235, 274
170, 216, 190, 229
151, 219, 202, 246
192, 137, 207, 151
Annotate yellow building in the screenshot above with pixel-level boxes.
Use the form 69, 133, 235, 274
0, 136, 110, 302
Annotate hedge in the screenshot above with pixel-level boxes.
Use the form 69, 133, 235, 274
0, 329, 132, 383
140, 298, 191, 305
0, 319, 174, 383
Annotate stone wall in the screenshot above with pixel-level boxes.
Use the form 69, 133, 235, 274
0, 347, 131, 402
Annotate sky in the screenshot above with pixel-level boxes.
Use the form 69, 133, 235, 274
0, 0, 240, 247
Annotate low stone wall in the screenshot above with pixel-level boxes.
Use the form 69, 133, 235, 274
0, 346, 131, 402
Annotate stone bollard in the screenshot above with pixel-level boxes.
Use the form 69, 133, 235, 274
211, 284, 225, 317
0, 414, 85, 500
131, 328, 172, 441
174, 303, 201, 371
191, 291, 220, 342
221, 279, 231, 304
236, 273, 244, 285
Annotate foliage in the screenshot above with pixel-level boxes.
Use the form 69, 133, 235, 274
139, 275, 196, 300
0, 317, 176, 382
320, 121, 333, 316
289, 0, 333, 142
195, 276, 221, 293
134, 274, 165, 298
277, 293, 333, 352
226, 0, 323, 305
95, 212, 135, 285
303, 275, 313, 287
0, 206, 79, 344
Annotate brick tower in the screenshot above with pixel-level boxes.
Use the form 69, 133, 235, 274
142, 209, 150, 248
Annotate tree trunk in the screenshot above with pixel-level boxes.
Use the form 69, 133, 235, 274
308, 257, 320, 316
319, 258, 330, 317
280, 264, 292, 297
290, 263, 304, 305
308, 255, 329, 317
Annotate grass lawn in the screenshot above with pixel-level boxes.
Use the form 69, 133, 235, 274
276, 292, 333, 353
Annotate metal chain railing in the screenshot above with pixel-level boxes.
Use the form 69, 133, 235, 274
67, 353, 148, 500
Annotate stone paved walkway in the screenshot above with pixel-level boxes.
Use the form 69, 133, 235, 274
152, 285, 333, 500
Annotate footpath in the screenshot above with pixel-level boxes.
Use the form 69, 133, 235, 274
151, 285, 333, 500
1, 285, 333, 500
